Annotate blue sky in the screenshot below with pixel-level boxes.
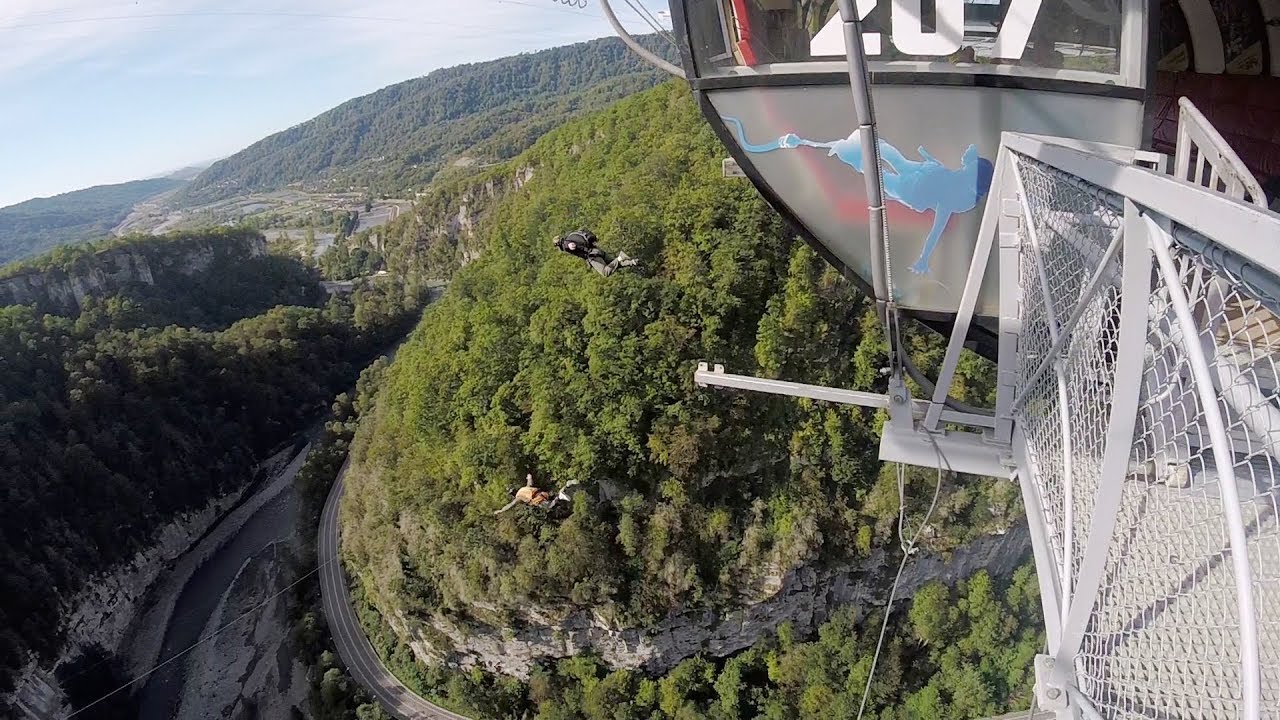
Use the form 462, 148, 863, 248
0, 0, 671, 208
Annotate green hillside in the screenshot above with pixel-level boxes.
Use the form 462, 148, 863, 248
0, 177, 182, 266
183, 36, 675, 203
341, 76, 1018, 641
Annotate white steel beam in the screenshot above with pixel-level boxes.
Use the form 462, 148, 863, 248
923, 146, 1008, 431
994, 151, 1024, 446
1013, 158, 1078, 631
1014, 427, 1064, 653
878, 425, 1008, 478
1147, 215, 1262, 720
1051, 199, 1153, 687
694, 364, 997, 430
998, 133, 1280, 274
1010, 226, 1124, 415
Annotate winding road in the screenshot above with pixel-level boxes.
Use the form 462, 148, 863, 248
318, 462, 469, 720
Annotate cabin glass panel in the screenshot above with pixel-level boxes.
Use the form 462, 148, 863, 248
681, 0, 1146, 315
688, 0, 1129, 83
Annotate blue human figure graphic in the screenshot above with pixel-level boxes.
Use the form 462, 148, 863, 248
723, 117, 993, 274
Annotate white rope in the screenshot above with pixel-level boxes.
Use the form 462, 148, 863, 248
855, 433, 950, 720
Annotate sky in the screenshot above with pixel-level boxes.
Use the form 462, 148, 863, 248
0, 0, 671, 208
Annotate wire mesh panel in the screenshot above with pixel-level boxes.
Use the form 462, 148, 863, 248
1078, 238, 1280, 717
1010, 150, 1280, 718
1012, 153, 1125, 605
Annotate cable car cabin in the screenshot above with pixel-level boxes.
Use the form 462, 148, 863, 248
669, 0, 1148, 339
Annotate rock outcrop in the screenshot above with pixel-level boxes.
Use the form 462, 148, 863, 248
388, 165, 534, 278
0, 232, 266, 314
388, 523, 1032, 680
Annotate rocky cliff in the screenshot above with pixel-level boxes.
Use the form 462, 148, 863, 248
381, 165, 534, 279
0, 232, 267, 314
382, 522, 1032, 680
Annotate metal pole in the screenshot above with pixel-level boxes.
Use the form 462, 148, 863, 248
1010, 225, 1125, 415
1147, 215, 1261, 720
1066, 686, 1109, 720
694, 363, 997, 429
834, 0, 901, 389
923, 156, 1009, 431
1014, 430, 1065, 653
1202, 278, 1280, 464
597, 0, 686, 78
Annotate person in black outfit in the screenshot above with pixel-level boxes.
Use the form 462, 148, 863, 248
554, 228, 640, 277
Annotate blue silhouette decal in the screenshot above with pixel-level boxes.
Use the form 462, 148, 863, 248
723, 117, 993, 275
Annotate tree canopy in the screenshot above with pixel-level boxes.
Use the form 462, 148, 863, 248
0, 231, 429, 698
0, 178, 182, 266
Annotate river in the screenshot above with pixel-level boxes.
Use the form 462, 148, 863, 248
135, 452, 302, 720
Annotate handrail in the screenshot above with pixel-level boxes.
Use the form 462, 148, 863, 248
1174, 97, 1267, 208
997, 132, 1280, 274
1147, 215, 1261, 720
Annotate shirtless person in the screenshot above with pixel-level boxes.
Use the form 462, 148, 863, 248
494, 474, 581, 514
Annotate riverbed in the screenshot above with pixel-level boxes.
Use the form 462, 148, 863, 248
133, 445, 307, 720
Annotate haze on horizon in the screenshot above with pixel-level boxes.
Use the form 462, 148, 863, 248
0, 0, 669, 208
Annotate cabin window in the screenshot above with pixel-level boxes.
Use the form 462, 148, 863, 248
686, 0, 1130, 83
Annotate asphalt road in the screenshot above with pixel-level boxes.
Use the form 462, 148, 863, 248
318, 463, 470, 720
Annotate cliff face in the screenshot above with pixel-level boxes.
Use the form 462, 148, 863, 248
384, 523, 1032, 680
7, 486, 248, 719
0, 233, 266, 314
385, 166, 534, 279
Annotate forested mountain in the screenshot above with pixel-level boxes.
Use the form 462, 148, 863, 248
0, 229, 430, 700
183, 36, 676, 203
0, 178, 183, 266
339, 81, 1030, 717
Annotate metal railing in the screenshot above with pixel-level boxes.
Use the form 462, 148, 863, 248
995, 132, 1280, 719
1173, 97, 1267, 208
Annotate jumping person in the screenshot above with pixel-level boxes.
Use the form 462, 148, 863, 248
553, 228, 640, 277
494, 474, 581, 515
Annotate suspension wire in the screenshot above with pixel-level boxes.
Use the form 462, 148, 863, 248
625, 0, 668, 30
619, 0, 678, 48
854, 434, 951, 720
497, 0, 595, 16
64, 560, 331, 719
0, 10, 494, 32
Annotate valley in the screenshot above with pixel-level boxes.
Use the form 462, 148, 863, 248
0, 30, 1041, 720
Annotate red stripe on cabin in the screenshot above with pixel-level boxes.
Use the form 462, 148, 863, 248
729, 0, 759, 65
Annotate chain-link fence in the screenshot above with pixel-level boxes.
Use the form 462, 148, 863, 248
1010, 152, 1280, 718
1012, 152, 1125, 610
